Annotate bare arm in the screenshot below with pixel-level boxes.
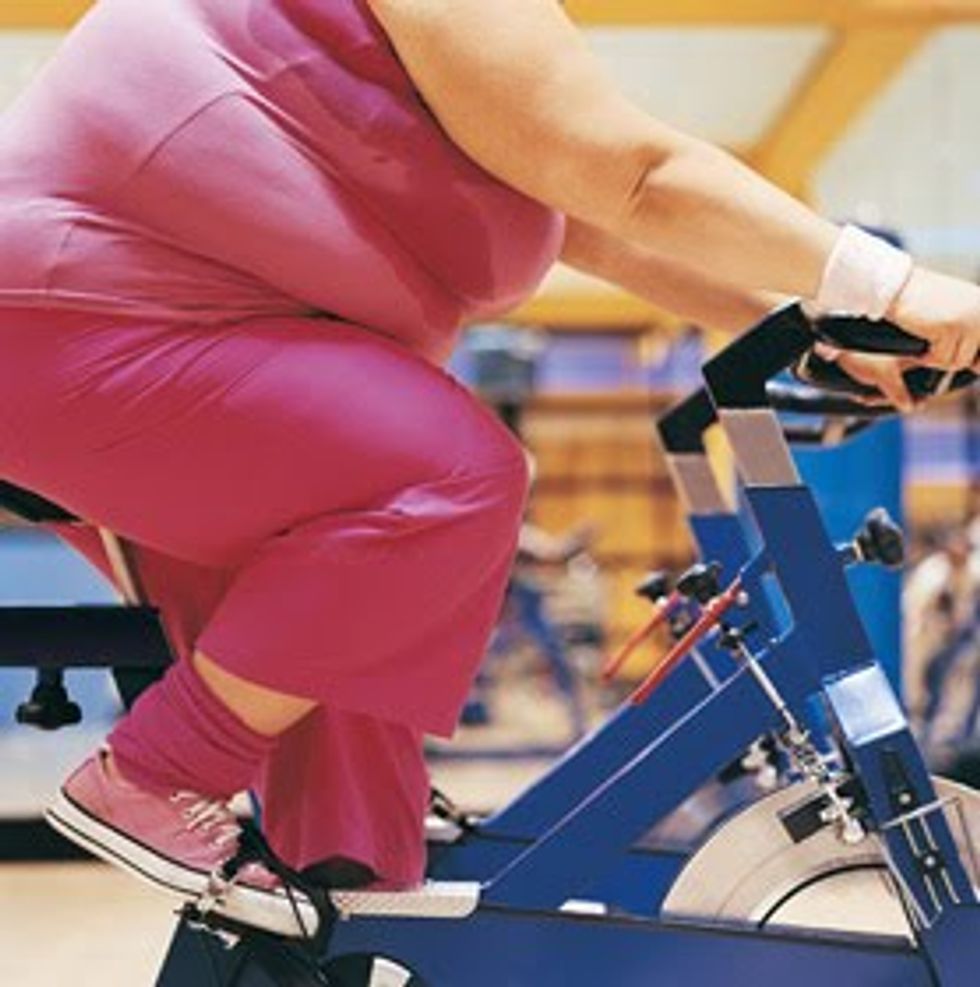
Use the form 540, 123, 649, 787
560, 218, 781, 333
365, 0, 839, 299
559, 219, 919, 407
367, 0, 979, 377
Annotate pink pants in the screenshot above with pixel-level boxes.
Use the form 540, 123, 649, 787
0, 308, 528, 883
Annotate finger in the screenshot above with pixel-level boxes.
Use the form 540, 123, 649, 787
925, 331, 958, 369
952, 333, 978, 370
837, 353, 885, 387
814, 342, 842, 362
855, 394, 892, 409
875, 365, 915, 413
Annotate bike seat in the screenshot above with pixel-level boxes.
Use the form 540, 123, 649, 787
0, 480, 78, 523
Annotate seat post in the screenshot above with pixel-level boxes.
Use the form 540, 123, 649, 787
0, 479, 174, 720
96, 528, 148, 605
95, 527, 168, 709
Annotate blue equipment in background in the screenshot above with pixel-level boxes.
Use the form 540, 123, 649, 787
796, 416, 905, 689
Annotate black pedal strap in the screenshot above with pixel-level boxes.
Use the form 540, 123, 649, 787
429, 786, 478, 834
221, 820, 338, 949
176, 822, 339, 987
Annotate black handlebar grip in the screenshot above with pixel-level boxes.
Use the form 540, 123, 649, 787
700, 305, 969, 415
905, 366, 978, 398
656, 389, 717, 455
780, 420, 875, 447
702, 303, 815, 409
794, 352, 877, 398
813, 315, 928, 357
766, 380, 892, 419
795, 352, 977, 407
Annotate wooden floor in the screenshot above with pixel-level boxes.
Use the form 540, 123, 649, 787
0, 696, 580, 986
0, 752, 544, 987
0, 863, 179, 987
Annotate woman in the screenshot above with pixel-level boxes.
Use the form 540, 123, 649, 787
0, 0, 976, 937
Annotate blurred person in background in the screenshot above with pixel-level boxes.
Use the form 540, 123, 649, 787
470, 519, 599, 738
905, 526, 980, 752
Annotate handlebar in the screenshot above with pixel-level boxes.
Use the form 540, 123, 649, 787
657, 388, 717, 455
765, 380, 892, 419
702, 302, 976, 413
813, 314, 929, 357
658, 379, 877, 456
778, 419, 875, 447
660, 305, 976, 454
794, 350, 977, 405
701, 303, 815, 409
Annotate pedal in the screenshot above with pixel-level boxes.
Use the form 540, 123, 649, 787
179, 902, 247, 947
330, 881, 481, 920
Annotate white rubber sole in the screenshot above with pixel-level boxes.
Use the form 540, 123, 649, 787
46, 788, 320, 939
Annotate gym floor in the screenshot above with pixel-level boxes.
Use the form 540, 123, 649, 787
0, 757, 551, 987
0, 526, 601, 986
0, 864, 177, 987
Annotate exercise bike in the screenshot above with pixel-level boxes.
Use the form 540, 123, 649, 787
3, 303, 978, 985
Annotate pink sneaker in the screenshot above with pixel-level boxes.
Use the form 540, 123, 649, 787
46, 749, 320, 938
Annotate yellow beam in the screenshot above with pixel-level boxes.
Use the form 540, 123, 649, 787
568, 0, 851, 28
0, 0, 834, 31
1, 2, 91, 29
749, 24, 930, 196
868, 0, 980, 24
510, 288, 678, 330
10, 0, 980, 30
566, 0, 980, 27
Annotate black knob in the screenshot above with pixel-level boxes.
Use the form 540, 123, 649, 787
635, 570, 672, 603
676, 562, 723, 604
15, 670, 82, 730
855, 508, 905, 570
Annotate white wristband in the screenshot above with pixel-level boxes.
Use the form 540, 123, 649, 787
816, 224, 914, 321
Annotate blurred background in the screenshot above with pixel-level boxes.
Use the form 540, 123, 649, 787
0, 3, 978, 983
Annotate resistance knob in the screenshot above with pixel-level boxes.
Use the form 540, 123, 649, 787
635, 570, 672, 604
854, 507, 905, 570
676, 562, 723, 605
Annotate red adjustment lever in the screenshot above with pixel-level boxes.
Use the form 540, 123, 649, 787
601, 590, 682, 684
629, 578, 743, 705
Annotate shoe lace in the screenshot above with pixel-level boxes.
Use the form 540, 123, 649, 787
173, 808, 336, 973
170, 792, 241, 849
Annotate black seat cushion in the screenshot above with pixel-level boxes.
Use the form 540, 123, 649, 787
0, 481, 77, 523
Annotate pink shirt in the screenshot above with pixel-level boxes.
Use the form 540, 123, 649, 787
0, 0, 564, 361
